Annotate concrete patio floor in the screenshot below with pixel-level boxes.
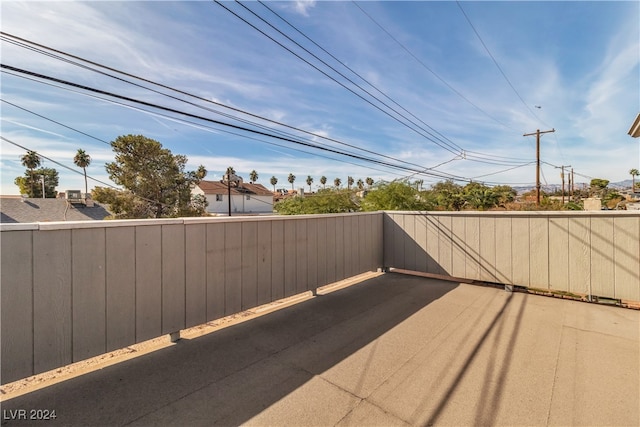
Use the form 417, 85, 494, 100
1, 272, 639, 426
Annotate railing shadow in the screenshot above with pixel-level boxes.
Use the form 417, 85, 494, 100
1, 274, 457, 426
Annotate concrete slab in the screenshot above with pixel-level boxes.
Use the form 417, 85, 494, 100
1, 273, 638, 426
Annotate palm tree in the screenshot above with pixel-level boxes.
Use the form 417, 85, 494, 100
630, 169, 639, 193
320, 176, 327, 189
250, 170, 258, 183
366, 177, 374, 188
347, 176, 354, 190
288, 173, 296, 190
306, 175, 313, 192
334, 177, 341, 188
21, 150, 41, 197
270, 176, 278, 191
357, 179, 364, 190
73, 149, 92, 198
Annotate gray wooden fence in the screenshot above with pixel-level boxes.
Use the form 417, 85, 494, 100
1, 213, 383, 384
383, 211, 640, 302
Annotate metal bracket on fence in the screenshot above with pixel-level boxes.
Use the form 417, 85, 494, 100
169, 331, 181, 342
505, 284, 513, 293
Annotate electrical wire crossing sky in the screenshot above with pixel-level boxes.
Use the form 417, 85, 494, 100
1, 1, 638, 195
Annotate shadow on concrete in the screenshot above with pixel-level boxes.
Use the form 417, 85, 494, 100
1, 273, 457, 426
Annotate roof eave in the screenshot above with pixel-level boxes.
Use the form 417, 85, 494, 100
628, 113, 640, 138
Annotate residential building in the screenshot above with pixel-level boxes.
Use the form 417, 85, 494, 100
194, 180, 274, 215
0, 196, 111, 223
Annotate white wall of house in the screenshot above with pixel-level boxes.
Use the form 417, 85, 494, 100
204, 194, 273, 214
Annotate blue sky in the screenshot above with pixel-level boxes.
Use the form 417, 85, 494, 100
1, 1, 639, 195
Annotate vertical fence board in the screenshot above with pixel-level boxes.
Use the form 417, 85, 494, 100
465, 216, 481, 280
135, 225, 162, 342
403, 214, 416, 271
224, 222, 242, 315
72, 228, 106, 361
317, 217, 328, 286
426, 215, 440, 274
296, 219, 308, 294
590, 217, 615, 298
335, 216, 345, 281
548, 217, 569, 292
415, 215, 428, 273
33, 230, 72, 373
568, 217, 591, 296
478, 216, 496, 282
1, 231, 34, 382
241, 221, 258, 310
326, 217, 337, 284
512, 217, 530, 286
185, 224, 206, 328
283, 221, 297, 297
206, 223, 226, 321
529, 217, 549, 289
271, 220, 285, 300
451, 216, 466, 278
106, 227, 135, 351
495, 217, 512, 284
613, 216, 640, 301
438, 216, 453, 276
383, 213, 395, 269
307, 219, 318, 290
257, 221, 272, 306
343, 216, 354, 278
161, 224, 186, 334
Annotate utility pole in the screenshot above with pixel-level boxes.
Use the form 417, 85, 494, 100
555, 165, 571, 204
523, 128, 555, 206
571, 168, 575, 201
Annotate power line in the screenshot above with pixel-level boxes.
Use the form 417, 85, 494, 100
456, 1, 551, 128
1, 32, 465, 178
214, 1, 464, 156
2, 64, 472, 182
352, 1, 516, 133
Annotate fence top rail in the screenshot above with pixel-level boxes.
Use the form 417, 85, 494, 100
0, 211, 381, 232
385, 210, 640, 218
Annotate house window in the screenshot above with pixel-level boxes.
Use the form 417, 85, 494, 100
246, 195, 251, 200
216, 194, 223, 202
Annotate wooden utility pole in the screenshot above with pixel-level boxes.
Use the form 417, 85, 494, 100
555, 165, 571, 204
523, 128, 555, 206
571, 168, 575, 201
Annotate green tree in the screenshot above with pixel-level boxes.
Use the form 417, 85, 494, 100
288, 173, 296, 190
630, 169, 639, 192
73, 149, 92, 197
306, 175, 313, 192
463, 182, 498, 211
249, 169, 258, 183
334, 177, 341, 188
320, 175, 327, 188
19, 150, 41, 197
431, 180, 465, 211
275, 188, 358, 215
15, 167, 59, 198
590, 178, 609, 198
270, 176, 278, 191
361, 180, 432, 211
97, 134, 207, 218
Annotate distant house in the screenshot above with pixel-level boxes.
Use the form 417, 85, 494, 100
0, 196, 111, 223
193, 180, 274, 215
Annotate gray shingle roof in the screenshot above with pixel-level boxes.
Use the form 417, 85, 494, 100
0, 197, 112, 223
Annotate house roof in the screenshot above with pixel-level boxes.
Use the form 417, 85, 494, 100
629, 113, 640, 138
0, 197, 112, 223
197, 181, 274, 196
